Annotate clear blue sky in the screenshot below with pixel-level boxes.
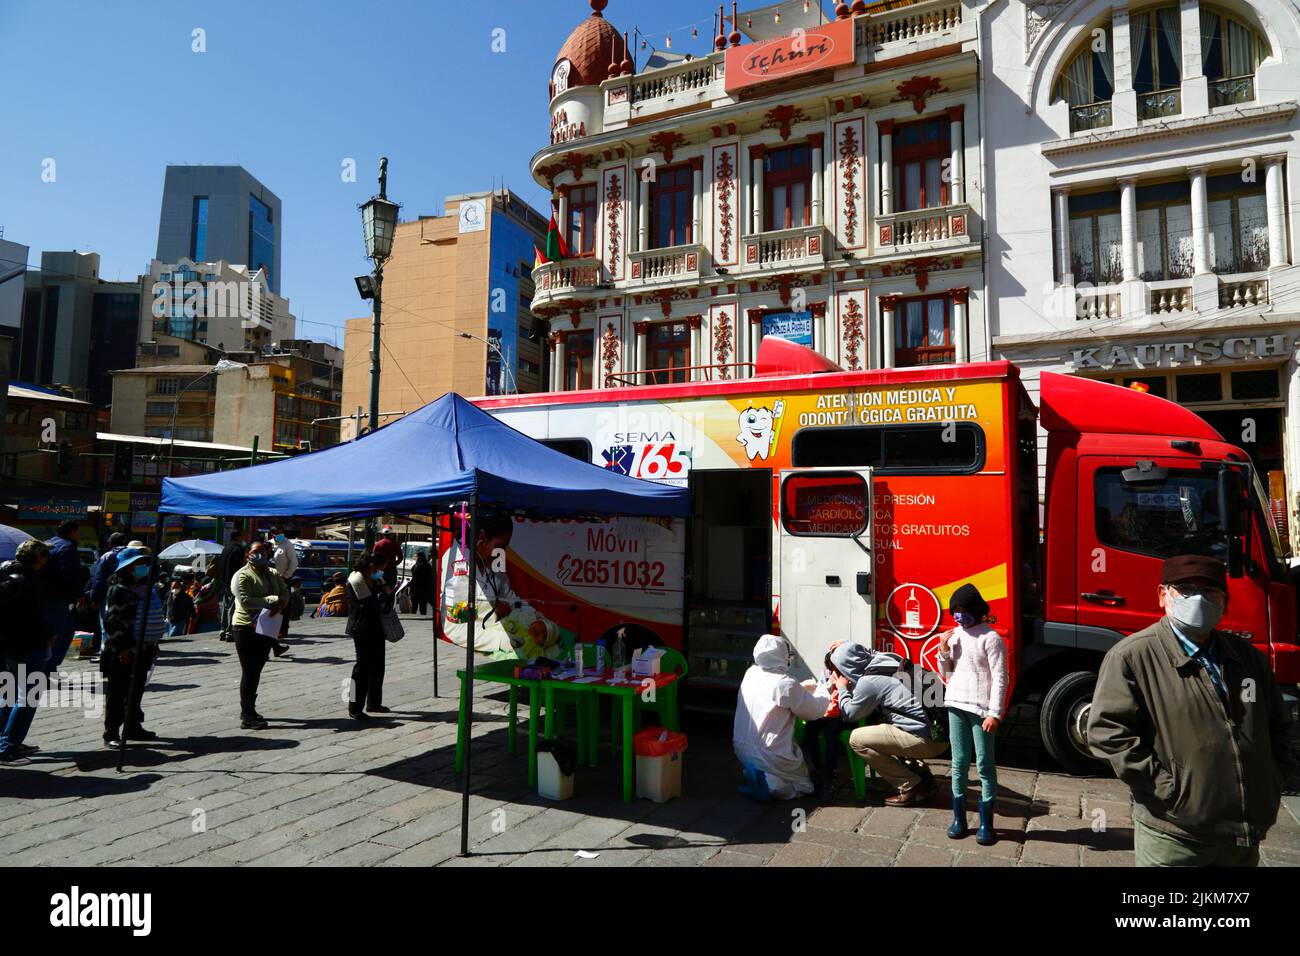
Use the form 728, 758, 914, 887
0, 0, 778, 347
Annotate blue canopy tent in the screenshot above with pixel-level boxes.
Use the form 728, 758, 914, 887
157, 392, 690, 856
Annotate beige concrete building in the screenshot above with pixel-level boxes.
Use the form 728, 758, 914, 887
110, 345, 341, 452
341, 189, 547, 434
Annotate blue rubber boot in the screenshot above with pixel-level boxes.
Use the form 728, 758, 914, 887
976, 799, 997, 845
740, 762, 772, 802
947, 795, 968, 839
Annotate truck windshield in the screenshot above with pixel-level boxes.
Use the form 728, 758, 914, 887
1095, 469, 1227, 560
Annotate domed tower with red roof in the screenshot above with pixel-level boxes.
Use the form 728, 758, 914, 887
549, 1, 628, 145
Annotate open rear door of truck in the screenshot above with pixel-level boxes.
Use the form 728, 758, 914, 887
778, 468, 875, 678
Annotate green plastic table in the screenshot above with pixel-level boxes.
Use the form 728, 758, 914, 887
456, 663, 680, 801
544, 671, 680, 802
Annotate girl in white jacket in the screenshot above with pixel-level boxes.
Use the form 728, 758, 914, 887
936, 583, 1008, 846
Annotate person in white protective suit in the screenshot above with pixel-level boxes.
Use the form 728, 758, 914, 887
439, 513, 560, 660
733, 633, 832, 801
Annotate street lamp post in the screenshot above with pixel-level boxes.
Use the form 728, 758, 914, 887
458, 330, 516, 395
357, 157, 400, 546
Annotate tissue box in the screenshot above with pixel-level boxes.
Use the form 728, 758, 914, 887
631, 646, 665, 678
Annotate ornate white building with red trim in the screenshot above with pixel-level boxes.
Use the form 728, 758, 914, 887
532, 0, 984, 389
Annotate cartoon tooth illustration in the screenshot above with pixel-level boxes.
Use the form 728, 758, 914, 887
737, 406, 775, 461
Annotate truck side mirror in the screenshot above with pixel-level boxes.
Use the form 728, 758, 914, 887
1217, 466, 1247, 578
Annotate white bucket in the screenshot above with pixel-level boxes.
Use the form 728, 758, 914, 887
537, 751, 574, 801
635, 750, 683, 802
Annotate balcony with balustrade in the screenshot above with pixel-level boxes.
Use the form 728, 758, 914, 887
854, 0, 965, 65
627, 242, 705, 284
740, 224, 830, 273
875, 203, 976, 256
530, 258, 606, 313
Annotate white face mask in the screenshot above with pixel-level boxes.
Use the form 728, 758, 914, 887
1168, 590, 1223, 637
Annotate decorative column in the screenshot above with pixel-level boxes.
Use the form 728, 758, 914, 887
1119, 177, 1139, 281
809, 302, 827, 358
637, 169, 650, 252
749, 145, 766, 234
877, 120, 895, 216
1110, 9, 1138, 128
556, 189, 569, 244
1265, 157, 1290, 269
547, 333, 558, 391
634, 321, 649, 384
554, 332, 567, 391
1188, 167, 1209, 275
809, 133, 825, 226
1179, 0, 1209, 115
747, 309, 764, 375
1053, 188, 1072, 283
946, 106, 965, 205
690, 157, 704, 245
879, 295, 899, 369
687, 315, 703, 381
1188, 166, 1219, 311
949, 287, 970, 363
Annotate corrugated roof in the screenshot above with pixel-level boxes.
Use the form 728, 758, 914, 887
6, 384, 92, 406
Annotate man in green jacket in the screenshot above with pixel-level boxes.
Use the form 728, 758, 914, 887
231, 541, 290, 729
1088, 554, 1296, 866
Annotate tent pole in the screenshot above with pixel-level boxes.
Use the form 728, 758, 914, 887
459, 497, 478, 857
432, 509, 440, 699
118, 517, 166, 772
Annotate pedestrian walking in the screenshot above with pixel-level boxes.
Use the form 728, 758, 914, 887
230, 542, 289, 730
217, 529, 247, 642
100, 546, 165, 746
40, 519, 85, 671
937, 583, 1008, 845
271, 526, 298, 645
165, 578, 196, 638
1089, 555, 1296, 867
345, 553, 392, 719
85, 531, 129, 656
0, 541, 54, 764
409, 550, 433, 616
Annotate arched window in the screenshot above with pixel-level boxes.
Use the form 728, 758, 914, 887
1200, 6, 1268, 106
1057, 33, 1115, 131
1131, 5, 1183, 118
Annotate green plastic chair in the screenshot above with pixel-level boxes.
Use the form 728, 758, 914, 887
795, 717, 874, 800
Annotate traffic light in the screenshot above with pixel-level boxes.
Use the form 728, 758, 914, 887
112, 444, 133, 482
56, 440, 73, 476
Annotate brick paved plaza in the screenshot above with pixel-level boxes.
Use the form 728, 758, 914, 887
2, 614, 1297, 867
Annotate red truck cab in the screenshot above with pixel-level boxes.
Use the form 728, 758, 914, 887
1030, 372, 1300, 771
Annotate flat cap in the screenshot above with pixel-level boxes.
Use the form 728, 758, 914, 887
1161, 554, 1227, 591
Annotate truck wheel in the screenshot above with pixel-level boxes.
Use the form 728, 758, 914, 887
1040, 671, 1105, 775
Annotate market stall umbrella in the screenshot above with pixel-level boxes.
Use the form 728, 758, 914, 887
159, 539, 224, 561
159, 538, 223, 567
158, 391, 690, 855
0, 525, 35, 562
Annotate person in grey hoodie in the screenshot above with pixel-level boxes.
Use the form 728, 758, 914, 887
831, 642, 947, 806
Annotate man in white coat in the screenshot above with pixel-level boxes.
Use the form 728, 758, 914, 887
439, 513, 559, 660
733, 633, 831, 800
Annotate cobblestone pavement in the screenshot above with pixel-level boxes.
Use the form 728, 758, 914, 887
2, 615, 1297, 867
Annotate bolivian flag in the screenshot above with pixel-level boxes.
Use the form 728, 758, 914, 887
534, 212, 571, 265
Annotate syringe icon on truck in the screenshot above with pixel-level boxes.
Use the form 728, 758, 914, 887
445, 338, 1298, 772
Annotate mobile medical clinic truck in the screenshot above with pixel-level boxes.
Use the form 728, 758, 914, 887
440, 338, 1299, 771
